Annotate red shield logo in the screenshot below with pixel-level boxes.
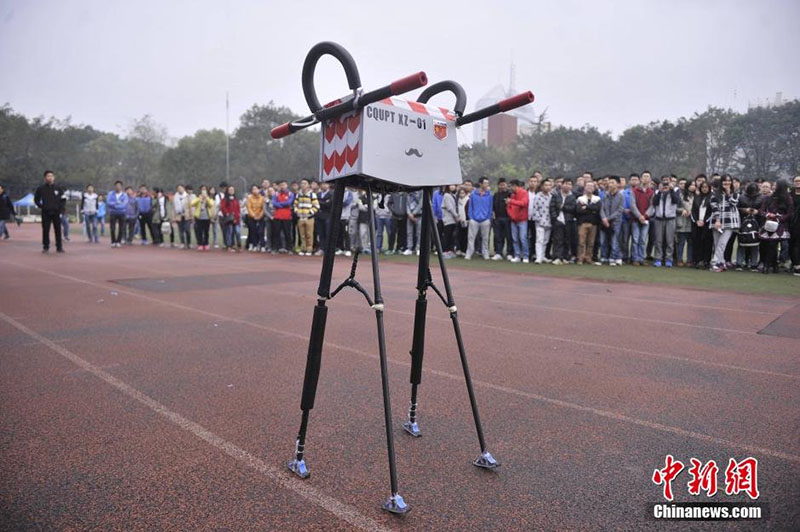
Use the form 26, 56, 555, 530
433, 120, 447, 141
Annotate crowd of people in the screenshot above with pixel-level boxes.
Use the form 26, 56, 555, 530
5, 170, 800, 277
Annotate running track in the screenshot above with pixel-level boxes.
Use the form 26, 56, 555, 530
1, 225, 798, 530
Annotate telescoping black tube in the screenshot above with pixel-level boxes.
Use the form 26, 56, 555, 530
456, 91, 534, 127
270, 71, 427, 139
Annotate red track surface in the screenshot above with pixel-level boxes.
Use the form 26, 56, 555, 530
1, 225, 799, 530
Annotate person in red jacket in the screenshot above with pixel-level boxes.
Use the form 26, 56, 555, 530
219, 185, 241, 252
272, 180, 295, 253
506, 179, 530, 262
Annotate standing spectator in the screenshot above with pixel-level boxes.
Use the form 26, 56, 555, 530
531, 178, 554, 264
185, 185, 196, 246
599, 175, 624, 265
790, 175, 800, 276
576, 181, 601, 264
736, 182, 762, 270
34, 171, 66, 253
272, 181, 294, 253
630, 173, 654, 265
758, 179, 794, 274
491, 178, 511, 260
690, 181, 713, 269
441, 184, 458, 258
619, 174, 636, 263
245, 185, 266, 252
81, 184, 100, 243
107, 180, 128, 248
432, 187, 444, 249
526, 175, 540, 263
374, 191, 393, 254
335, 186, 354, 256
209, 186, 221, 249
60, 199, 70, 242
316, 181, 332, 256
262, 186, 274, 252
124, 186, 139, 245
549, 177, 576, 264
173, 184, 191, 248
293, 178, 319, 256
356, 191, 371, 254
675, 181, 694, 266
388, 191, 406, 254
651, 176, 682, 268
150, 188, 167, 246
220, 185, 241, 252
404, 190, 423, 255
456, 187, 469, 255
191, 185, 214, 251
709, 175, 740, 272
507, 179, 530, 263
97, 194, 106, 238
0, 184, 16, 241
136, 185, 153, 245
465, 177, 493, 260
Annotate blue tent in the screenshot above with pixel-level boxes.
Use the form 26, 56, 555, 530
14, 193, 35, 207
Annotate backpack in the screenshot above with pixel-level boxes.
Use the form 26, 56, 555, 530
738, 215, 760, 247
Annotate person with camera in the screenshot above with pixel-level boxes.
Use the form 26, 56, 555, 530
758, 179, 793, 274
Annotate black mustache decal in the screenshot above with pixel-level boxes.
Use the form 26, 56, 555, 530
405, 148, 423, 158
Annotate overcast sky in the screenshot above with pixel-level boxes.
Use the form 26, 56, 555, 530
1, 0, 798, 144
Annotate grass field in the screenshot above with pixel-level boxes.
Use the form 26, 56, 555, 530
382, 253, 800, 297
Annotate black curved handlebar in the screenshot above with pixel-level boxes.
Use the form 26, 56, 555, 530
417, 80, 467, 116
301, 41, 361, 114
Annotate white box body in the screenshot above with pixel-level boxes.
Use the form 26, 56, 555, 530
320, 96, 461, 188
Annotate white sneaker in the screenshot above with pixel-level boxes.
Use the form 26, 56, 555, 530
491, 254, 502, 261
523, 258, 529, 264
344, 251, 352, 257
615, 259, 623, 266
552, 258, 562, 265
335, 249, 343, 255
464, 255, 472, 260
543, 258, 552, 263
534, 259, 543, 264
593, 261, 602, 266
402, 249, 413, 256
509, 257, 520, 263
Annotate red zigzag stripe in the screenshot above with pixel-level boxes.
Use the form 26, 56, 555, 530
322, 143, 359, 175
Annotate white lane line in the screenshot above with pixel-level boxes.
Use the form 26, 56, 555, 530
4, 260, 799, 464
249, 285, 800, 381
0, 313, 389, 532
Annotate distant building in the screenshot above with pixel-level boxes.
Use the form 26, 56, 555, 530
472, 82, 541, 147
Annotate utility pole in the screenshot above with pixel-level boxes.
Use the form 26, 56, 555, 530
226, 91, 230, 182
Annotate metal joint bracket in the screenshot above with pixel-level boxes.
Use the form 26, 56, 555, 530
371, 303, 385, 311
448, 305, 457, 314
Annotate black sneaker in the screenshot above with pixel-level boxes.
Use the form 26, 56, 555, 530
56, 248, 65, 253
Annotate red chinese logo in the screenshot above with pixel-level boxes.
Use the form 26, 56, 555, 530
653, 455, 760, 501
687, 458, 719, 497
652, 454, 684, 501
724, 457, 760, 499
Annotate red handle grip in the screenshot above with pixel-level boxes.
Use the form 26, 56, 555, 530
271, 122, 292, 139
498, 91, 534, 112
390, 71, 428, 96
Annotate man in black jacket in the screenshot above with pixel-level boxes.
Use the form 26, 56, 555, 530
491, 178, 511, 260
33, 170, 66, 253
0, 184, 16, 240
549, 177, 577, 263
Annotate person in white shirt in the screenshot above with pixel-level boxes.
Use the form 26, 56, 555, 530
81, 184, 99, 243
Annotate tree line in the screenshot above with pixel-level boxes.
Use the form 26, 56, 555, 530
1, 99, 798, 198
